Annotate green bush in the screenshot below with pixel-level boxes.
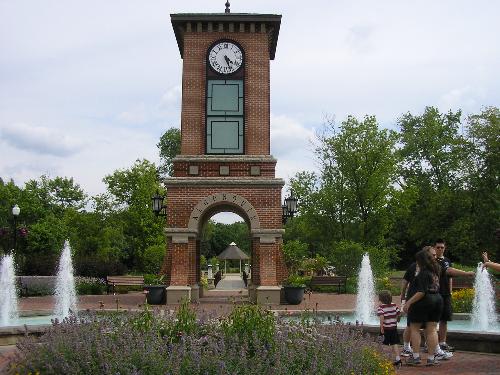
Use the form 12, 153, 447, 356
200, 255, 207, 269
75, 256, 127, 278
143, 273, 165, 285
283, 274, 310, 287
220, 304, 276, 348
375, 277, 401, 296
142, 245, 166, 274
22, 283, 54, 297
75, 277, 106, 295
208, 256, 219, 267
283, 239, 309, 274
329, 240, 398, 277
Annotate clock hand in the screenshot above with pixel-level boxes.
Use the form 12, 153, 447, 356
224, 55, 233, 66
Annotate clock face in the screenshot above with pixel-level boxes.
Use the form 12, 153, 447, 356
208, 41, 243, 75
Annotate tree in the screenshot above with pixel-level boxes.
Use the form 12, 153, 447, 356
395, 107, 474, 262
103, 159, 166, 270
464, 107, 500, 258
303, 115, 398, 245
398, 107, 467, 189
157, 128, 181, 177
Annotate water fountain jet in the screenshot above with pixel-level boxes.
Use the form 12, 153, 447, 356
354, 253, 377, 324
471, 263, 498, 332
54, 240, 77, 320
0, 252, 19, 326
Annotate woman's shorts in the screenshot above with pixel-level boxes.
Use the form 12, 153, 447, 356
408, 294, 443, 323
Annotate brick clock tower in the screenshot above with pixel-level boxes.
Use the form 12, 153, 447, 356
161, 4, 287, 304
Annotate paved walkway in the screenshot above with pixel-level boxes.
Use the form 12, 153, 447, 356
1, 292, 499, 374
397, 351, 500, 374
214, 273, 246, 290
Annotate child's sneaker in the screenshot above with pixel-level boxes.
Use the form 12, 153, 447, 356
406, 356, 422, 366
401, 348, 413, 357
393, 359, 402, 368
426, 358, 440, 366
435, 351, 453, 361
440, 343, 455, 352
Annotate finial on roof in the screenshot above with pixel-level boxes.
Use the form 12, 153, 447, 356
225, 1, 230, 13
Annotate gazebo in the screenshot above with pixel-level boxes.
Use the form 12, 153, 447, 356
217, 242, 250, 274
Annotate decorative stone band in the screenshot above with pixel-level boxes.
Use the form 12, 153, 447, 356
164, 228, 198, 243
172, 155, 278, 163
251, 228, 285, 244
164, 177, 285, 186
188, 192, 262, 230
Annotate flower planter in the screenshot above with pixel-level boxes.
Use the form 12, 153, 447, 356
284, 286, 305, 305
144, 285, 166, 305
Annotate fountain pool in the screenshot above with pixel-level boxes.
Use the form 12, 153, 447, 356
1, 315, 55, 327
282, 312, 500, 333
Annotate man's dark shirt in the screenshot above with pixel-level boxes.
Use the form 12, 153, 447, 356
403, 262, 418, 300
436, 256, 452, 296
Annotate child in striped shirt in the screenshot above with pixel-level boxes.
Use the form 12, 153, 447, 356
377, 290, 402, 367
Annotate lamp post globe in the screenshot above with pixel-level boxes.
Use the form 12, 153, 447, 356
12, 204, 20, 253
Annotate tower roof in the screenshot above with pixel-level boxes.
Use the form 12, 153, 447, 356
171, 13, 282, 59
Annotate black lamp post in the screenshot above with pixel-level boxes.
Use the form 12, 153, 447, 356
12, 204, 20, 252
282, 192, 298, 224
151, 190, 167, 217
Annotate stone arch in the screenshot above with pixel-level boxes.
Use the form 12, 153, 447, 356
187, 192, 261, 233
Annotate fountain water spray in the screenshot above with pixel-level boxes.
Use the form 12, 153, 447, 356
54, 240, 77, 320
354, 253, 377, 324
0, 252, 19, 326
471, 263, 498, 332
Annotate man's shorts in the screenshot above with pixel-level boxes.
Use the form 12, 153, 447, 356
439, 295, 453, 322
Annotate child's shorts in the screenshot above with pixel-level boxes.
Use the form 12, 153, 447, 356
382, 329, 400, 346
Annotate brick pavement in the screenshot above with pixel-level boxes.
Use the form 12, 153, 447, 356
2, 292, 499, 374
396, 351, 500, 375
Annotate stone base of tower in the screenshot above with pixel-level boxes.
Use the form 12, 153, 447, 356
249, 285, 282, 305
166, 285, 192, 304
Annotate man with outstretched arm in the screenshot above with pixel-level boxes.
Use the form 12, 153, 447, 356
434, 239, 475, 352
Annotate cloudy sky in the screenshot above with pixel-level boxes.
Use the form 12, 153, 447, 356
1, 0, 499, 220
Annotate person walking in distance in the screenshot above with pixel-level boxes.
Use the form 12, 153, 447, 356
214, 270, 222, 288
434, 239, 475, 352
242, 270, 248, 288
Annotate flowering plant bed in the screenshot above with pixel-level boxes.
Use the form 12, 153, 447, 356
8, 303, 395, 375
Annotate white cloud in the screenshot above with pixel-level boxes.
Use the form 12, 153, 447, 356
160, 85, 182, 108
0, 122, 85, 157
117, 103, 148, 125
346, 25, 376, 53
439, 86, 484, 113
271, 114, 318, 182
